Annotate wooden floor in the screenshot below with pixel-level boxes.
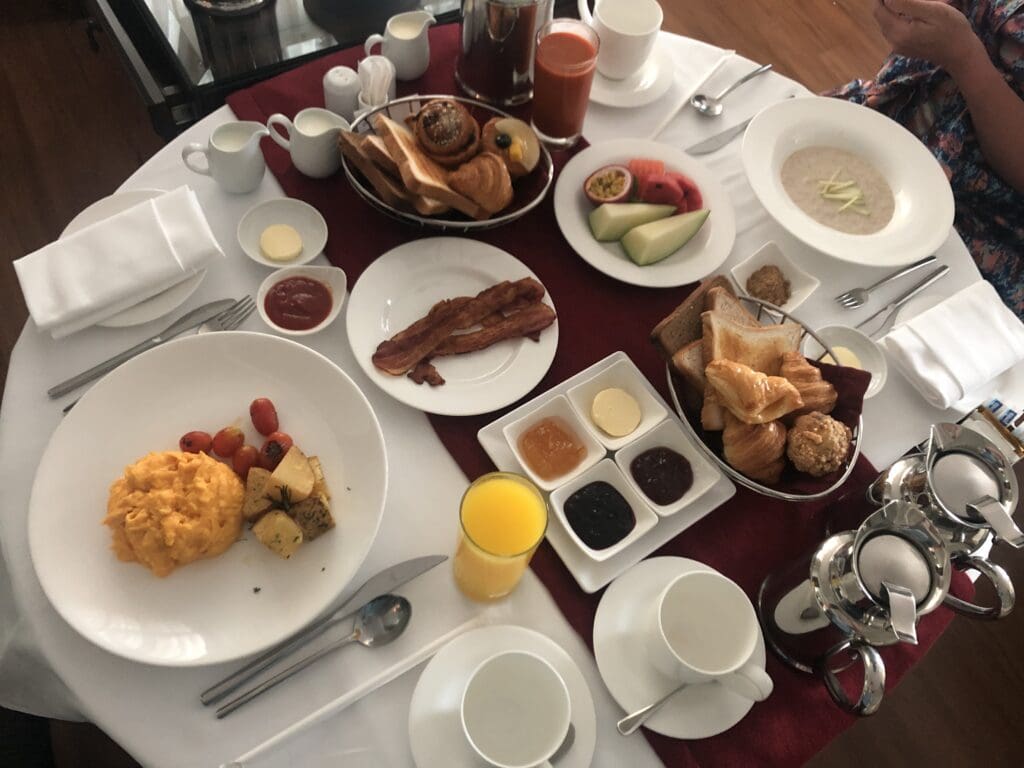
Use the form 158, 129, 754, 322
3, 2, 1023, 766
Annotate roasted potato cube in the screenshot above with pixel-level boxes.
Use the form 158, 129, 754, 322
242, 467, 274, 522
308, 456, 330, 500
252, 510, 304, 559
266, 445, 315, 503
289, 492, 335, 541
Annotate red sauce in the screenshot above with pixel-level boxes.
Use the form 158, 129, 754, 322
532, 30, 598, 140
264, 277, 332, 331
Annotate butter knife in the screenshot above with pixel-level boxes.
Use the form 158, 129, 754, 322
855, 265, 951, 338
686, 115, 755, 155
200, 554, 448, 705
47, 298, 236, 399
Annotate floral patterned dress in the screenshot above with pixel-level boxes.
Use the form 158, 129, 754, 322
826, 0, 1024, 316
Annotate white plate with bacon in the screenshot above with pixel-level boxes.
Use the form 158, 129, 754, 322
346, 237, 558, 416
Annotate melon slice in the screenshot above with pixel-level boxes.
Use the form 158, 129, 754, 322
588, 203, 676, 242
621, 209, 711, 266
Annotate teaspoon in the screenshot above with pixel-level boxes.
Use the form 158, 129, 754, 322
617, 681, 689, 735
690, 63, 773, 117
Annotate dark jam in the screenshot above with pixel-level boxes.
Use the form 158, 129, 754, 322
563, 481, 635, 550
630, 447, 693, 506
264, 277, 332, 331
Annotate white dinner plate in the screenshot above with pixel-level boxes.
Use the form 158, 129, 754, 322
408, 625, 596, 768
554, 140, 737, 288
346, 237, 559, 416
589, 43, 675, 108
593, 556, 768, 739
742, 96, 955, 267
27, 332, 388, 666
61, 189, 207, 327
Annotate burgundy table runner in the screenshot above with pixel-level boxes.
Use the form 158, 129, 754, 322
227, 23, 971, 767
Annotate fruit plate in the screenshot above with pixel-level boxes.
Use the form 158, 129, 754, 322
343, 95, 554, 232
553, 139, 736, 288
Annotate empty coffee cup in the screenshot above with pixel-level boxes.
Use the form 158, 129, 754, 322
647, 570, 773, 701
181, 121, 269, 194
267, 108, 350, 179
578, 0, 663, 80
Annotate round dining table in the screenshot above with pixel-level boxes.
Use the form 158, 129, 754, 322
1, 31, 1019, 768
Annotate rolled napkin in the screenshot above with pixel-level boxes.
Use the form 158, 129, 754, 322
357, 55, 396, 107
880, 281, 1024, 409
14, 187, 223, 339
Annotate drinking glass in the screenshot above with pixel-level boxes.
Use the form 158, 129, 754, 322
531, 18, 600, 148
453, 472, 548, 601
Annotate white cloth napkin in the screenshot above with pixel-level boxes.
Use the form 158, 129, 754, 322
14, 186, 223, 339
880, 281, 1024, 409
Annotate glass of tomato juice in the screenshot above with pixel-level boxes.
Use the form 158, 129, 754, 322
453, 472, 548, 602
531, 19, 600, 148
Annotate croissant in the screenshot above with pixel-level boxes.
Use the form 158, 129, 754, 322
705, 359, 804, 424
448, 152, 514, 214
410, 100, 481, 168
779, 352, 837, 416
722, 412, 787, 484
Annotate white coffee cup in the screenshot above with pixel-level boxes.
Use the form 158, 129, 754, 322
461, 651, 571, 768
267, 108, 350, 179
647, 570, 774, 701
578, 0, 663, 80
364, 10, 435, 81
181, 121, 269, 194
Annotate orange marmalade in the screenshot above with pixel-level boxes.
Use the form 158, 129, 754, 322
517, 416, 586, 481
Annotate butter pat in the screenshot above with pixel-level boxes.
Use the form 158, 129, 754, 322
822, 345, 862, 369
591, 388, 641, 437
259, 224, 303, 262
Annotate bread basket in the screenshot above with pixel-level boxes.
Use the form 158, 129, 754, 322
665, 296, 864, 502
343, 95, 554, 232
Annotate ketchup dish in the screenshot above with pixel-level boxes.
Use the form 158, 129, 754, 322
257, 265, 347, 336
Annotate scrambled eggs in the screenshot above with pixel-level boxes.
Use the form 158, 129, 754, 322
104, 451, 244, 577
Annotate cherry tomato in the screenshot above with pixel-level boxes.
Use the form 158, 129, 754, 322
250, 398, 280, 436
212, 426, 245, 458
259, 431, 294, 470
179, 431, 213, 454
232, 444, 260, 479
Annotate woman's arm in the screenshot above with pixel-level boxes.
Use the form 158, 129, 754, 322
875, 0, 1024, 192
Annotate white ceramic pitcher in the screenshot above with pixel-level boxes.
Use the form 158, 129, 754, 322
577, 0, 663, 80
267, 108, 350, 179
365, 10, 435, 81
181, 121, 269, 194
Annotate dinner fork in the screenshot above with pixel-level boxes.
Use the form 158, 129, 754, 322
834, 255, 937, 309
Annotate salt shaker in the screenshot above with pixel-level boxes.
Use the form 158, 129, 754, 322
323, 66, 361, 123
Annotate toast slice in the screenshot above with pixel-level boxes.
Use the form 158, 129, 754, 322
338, 131, 412, 210
701, 311, 802, 376
671, 339, 707, 395
362, 133, 400, 176
705, 286, 760, 327
373, 115, 487, 220
650, 275, 736, 360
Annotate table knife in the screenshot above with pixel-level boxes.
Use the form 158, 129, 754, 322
47, 298, 236, 399
200, 554, 448, 706
855, 265, 951, 338
686, 115, 755, 155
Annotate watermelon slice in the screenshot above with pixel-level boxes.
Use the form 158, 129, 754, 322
635, 173, 684, 207
667, 172, 703, 213
628, 158, 665, 181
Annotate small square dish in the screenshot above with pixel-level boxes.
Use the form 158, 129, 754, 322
549, 459, 658, 562
566, 357, 668, 451
731, 241, 820, 312
502, 394, 605, 492
614, 419, 722, 517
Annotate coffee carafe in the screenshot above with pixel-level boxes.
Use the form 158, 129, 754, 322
758, 501, 951, 715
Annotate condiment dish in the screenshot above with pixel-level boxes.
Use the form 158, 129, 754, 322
802, 324, 888, 399
614, 418, 721, 517
549, 459, 657, 563
730, 241, 820, 313
566, 358, 668, 451
503, 394, 605, 493
257, 265, 347, 336
237, 198, 328, 268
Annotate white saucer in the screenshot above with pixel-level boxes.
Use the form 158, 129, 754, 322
61, 189, 206, 328
590, 43, 675, 109
408, 625, 596, 768
593, 556, 767, 739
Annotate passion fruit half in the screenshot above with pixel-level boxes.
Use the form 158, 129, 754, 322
583, 165, 633, 206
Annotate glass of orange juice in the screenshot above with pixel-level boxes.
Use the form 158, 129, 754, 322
453, 472, 548, 602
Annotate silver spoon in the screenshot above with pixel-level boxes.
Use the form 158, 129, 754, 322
216, 594, 412, 718
690, 63, 773, 117
616, 681, 689, 735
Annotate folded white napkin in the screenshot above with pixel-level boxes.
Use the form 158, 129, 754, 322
14, 187, 223, 339
880, 281, 1024, 409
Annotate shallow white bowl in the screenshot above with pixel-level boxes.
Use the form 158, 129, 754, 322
549, 459, 658, 562
731, 241, 820, 313
566, 358, 668, 451
257, 265, 347, 336
237, 198, 328, 268
503, 394, 605, 493
803, 324, 888, 399
614, 419, 721, 517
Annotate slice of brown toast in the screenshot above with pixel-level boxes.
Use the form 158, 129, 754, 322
650, 275, 736, 360
671, 339, 707, 396
373, 115, 487, 220
701, 311, 802, 376
362, 134, 400, 176
705, 286, 760, 327
338, 131, 411, 210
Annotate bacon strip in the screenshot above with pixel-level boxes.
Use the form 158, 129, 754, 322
431, 304, 556, 357
408, 361, 445, 386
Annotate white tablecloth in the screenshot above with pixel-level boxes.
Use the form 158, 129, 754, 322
0, 32, 1015, 767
